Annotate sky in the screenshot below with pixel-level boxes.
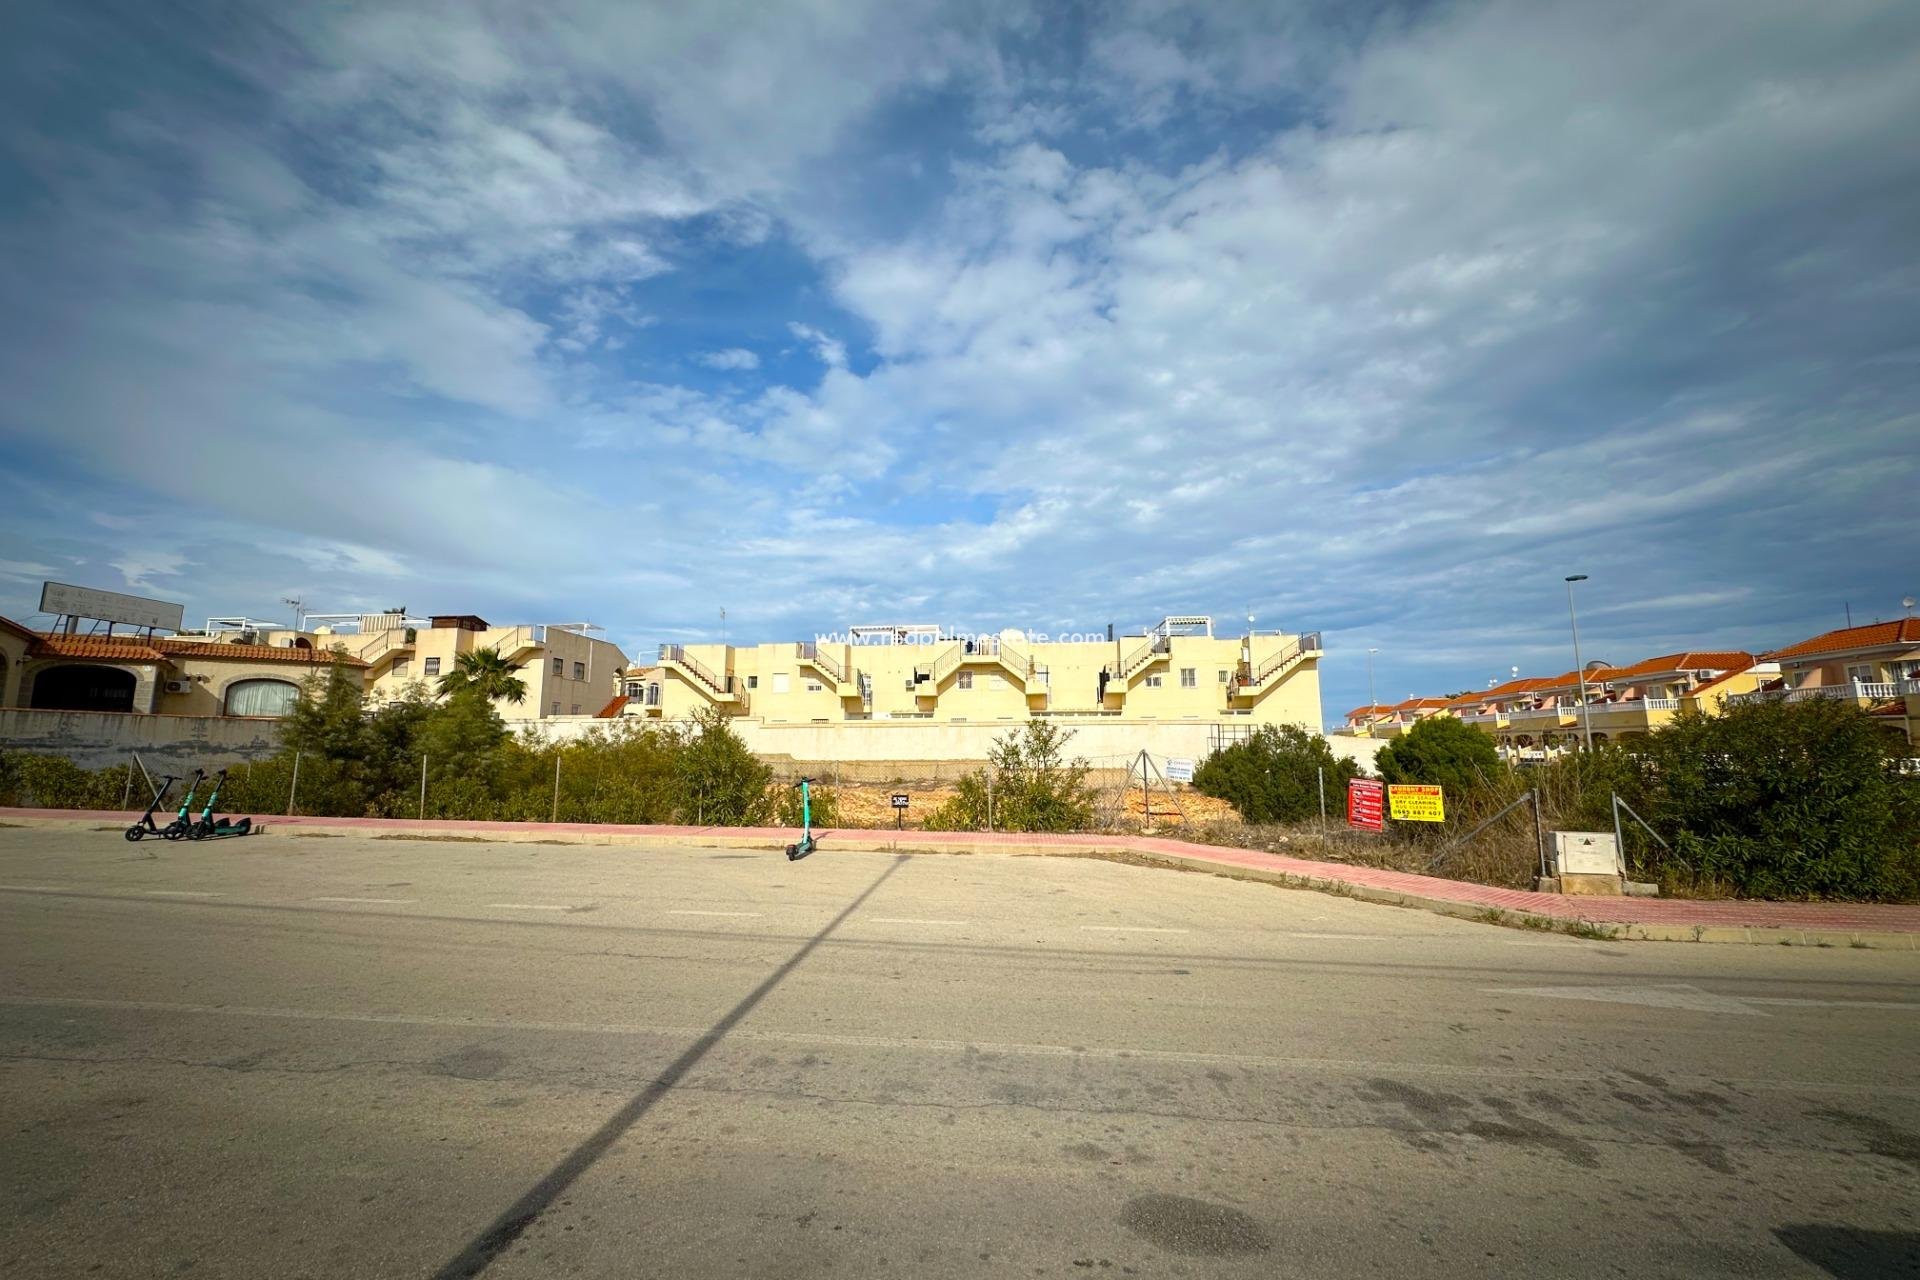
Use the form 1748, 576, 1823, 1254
1, 0, 1916, 726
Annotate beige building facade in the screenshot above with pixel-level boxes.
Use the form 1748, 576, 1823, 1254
622, 617, 1325, 736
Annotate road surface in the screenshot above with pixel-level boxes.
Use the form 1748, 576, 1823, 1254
1, 824, 1916, 1278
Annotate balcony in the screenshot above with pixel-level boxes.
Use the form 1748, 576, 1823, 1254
797, 642, 863, 699
1727, 679, 1911, 708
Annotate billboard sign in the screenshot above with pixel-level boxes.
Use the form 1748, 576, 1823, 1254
1388, 784, 1446, 823
1163, 757, 1195, 784
1347, 778, 1384, 832
39, 582, 185, 633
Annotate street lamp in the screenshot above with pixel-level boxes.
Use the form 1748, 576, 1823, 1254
1564, 575, 1593, 751
1367, 647, 1380, 737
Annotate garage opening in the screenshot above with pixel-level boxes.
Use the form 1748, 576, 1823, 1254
30, 665, 137, 712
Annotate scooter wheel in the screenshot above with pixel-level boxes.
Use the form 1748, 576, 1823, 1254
187, 824, 208, 841
125, 827, 144, 842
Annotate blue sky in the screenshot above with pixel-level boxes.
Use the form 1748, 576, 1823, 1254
1, 0, 1917, 724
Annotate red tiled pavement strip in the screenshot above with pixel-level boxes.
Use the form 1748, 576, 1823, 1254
7, 807, 1918, 937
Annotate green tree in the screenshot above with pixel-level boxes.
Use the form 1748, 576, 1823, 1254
925, 721, 1095, 832
675, 707, 773, 825
438, 647, 528, 704
1375, 716, 1507, 800
1631, 700, 1920, 900
1193, 724, 1361, 823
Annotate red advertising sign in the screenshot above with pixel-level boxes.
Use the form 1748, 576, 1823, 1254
1347, 778, 1385, 832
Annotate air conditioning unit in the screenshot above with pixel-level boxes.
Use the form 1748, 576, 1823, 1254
164, 679, 190, 694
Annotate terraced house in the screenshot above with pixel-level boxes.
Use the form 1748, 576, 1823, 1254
620, 617, 1324, 735
1733, 619, 1920, 742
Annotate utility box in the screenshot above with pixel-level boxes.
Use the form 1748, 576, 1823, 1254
1552, 831, 1622, 877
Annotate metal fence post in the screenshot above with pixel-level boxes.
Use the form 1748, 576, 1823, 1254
1317, 766, 1326, 823
986, 770, 994, 833
1531, 788, 1546, 881
551, 753, 562, 823
287, 751, 300, 816
122, 756, 135, 809
419, 753, 428, 820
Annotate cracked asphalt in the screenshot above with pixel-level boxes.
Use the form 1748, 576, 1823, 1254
1, 826, 1917, 1278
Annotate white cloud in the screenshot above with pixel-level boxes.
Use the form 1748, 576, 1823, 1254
786, 322, 848, 369
697, 348, 761, 371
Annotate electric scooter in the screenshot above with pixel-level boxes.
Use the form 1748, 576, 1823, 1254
124, 774, 179, 842
186, 768, 253, 840
160, 770, 205, 841
784, 776, 818, 861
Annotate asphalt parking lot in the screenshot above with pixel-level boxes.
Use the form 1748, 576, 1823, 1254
1, 825, 1916, 1278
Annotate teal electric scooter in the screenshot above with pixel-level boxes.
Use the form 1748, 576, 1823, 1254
186, 768, 253, 840
159, 769, 205, 840
784, 777, 818, 861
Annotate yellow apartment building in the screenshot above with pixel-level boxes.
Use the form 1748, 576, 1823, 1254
620, 617, 1324, 733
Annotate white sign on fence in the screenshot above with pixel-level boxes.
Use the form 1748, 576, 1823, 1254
1163, 757, 1195, 784
39, 581, 185, 632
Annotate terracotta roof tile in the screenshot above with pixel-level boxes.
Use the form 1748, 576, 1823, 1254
594, 695, 628, 718
1602, 651, 1756, 683
1766, 618, 1920, 661
156, 639, 368, 667
28, 635, 167, 662
29, 632, 368, 668
1345, 703, 1393, 719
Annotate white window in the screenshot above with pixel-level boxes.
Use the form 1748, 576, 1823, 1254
625, 681, 643, 698
806, 682, 823, 693
958, 671, 974, 690
392, 658, 409, 678
747, 675, 758, 689
223, 679, 300, 717
1180, 668, 1196, 688
552, 657, 564, 676
551, 700, 561, 715
772, 673, 790, 694
1217, 669, 1229, 683
424, 657, 440, 677
571, 704, 580, 715
1145, 674, 1163, 688
573, 661, 585, 681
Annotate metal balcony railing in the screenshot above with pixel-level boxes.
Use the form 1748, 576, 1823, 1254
1728, 680, 1904, 707
1116, 635, 1169, 680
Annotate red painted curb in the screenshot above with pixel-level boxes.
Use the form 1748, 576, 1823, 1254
6, 807, 1916, 933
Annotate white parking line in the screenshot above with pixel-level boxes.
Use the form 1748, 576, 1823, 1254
487, 903, 573, 911
1080, 925, 1189, 934
868, 917, 970, 926
312, 896, 418, 905
143, 890, 222, 898
668, 909, 764, 918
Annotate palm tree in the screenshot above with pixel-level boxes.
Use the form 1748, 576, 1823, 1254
438, 647, 528, 705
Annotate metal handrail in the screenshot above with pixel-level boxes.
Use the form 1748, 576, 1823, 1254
925, 641, 964, 687
797, 641, 845, 685
1245, 632, 1321, 686
1116, 635, 1168, 679
659, 644, 728, 695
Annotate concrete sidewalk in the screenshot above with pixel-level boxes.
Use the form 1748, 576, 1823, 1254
6, 806, 1918, 949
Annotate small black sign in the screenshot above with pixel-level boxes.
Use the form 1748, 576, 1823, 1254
890, 793, 911, 808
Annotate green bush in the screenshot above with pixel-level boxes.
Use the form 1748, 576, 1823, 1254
675, 708, 773, 825
1375, 716, 1508, 800
1628, 700, 1920, 901
1193, 724, 1361, 823
772, 779, 840, 828
0, 751, 128, 809
924, 721, 1094, 832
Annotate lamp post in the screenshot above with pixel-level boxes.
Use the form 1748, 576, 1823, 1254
1366, 647, 1380, 737
1564, 575, 1593, 751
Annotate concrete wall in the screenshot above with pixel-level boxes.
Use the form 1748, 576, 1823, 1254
0, 708, 285, 772
515, 713, 1386, 771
